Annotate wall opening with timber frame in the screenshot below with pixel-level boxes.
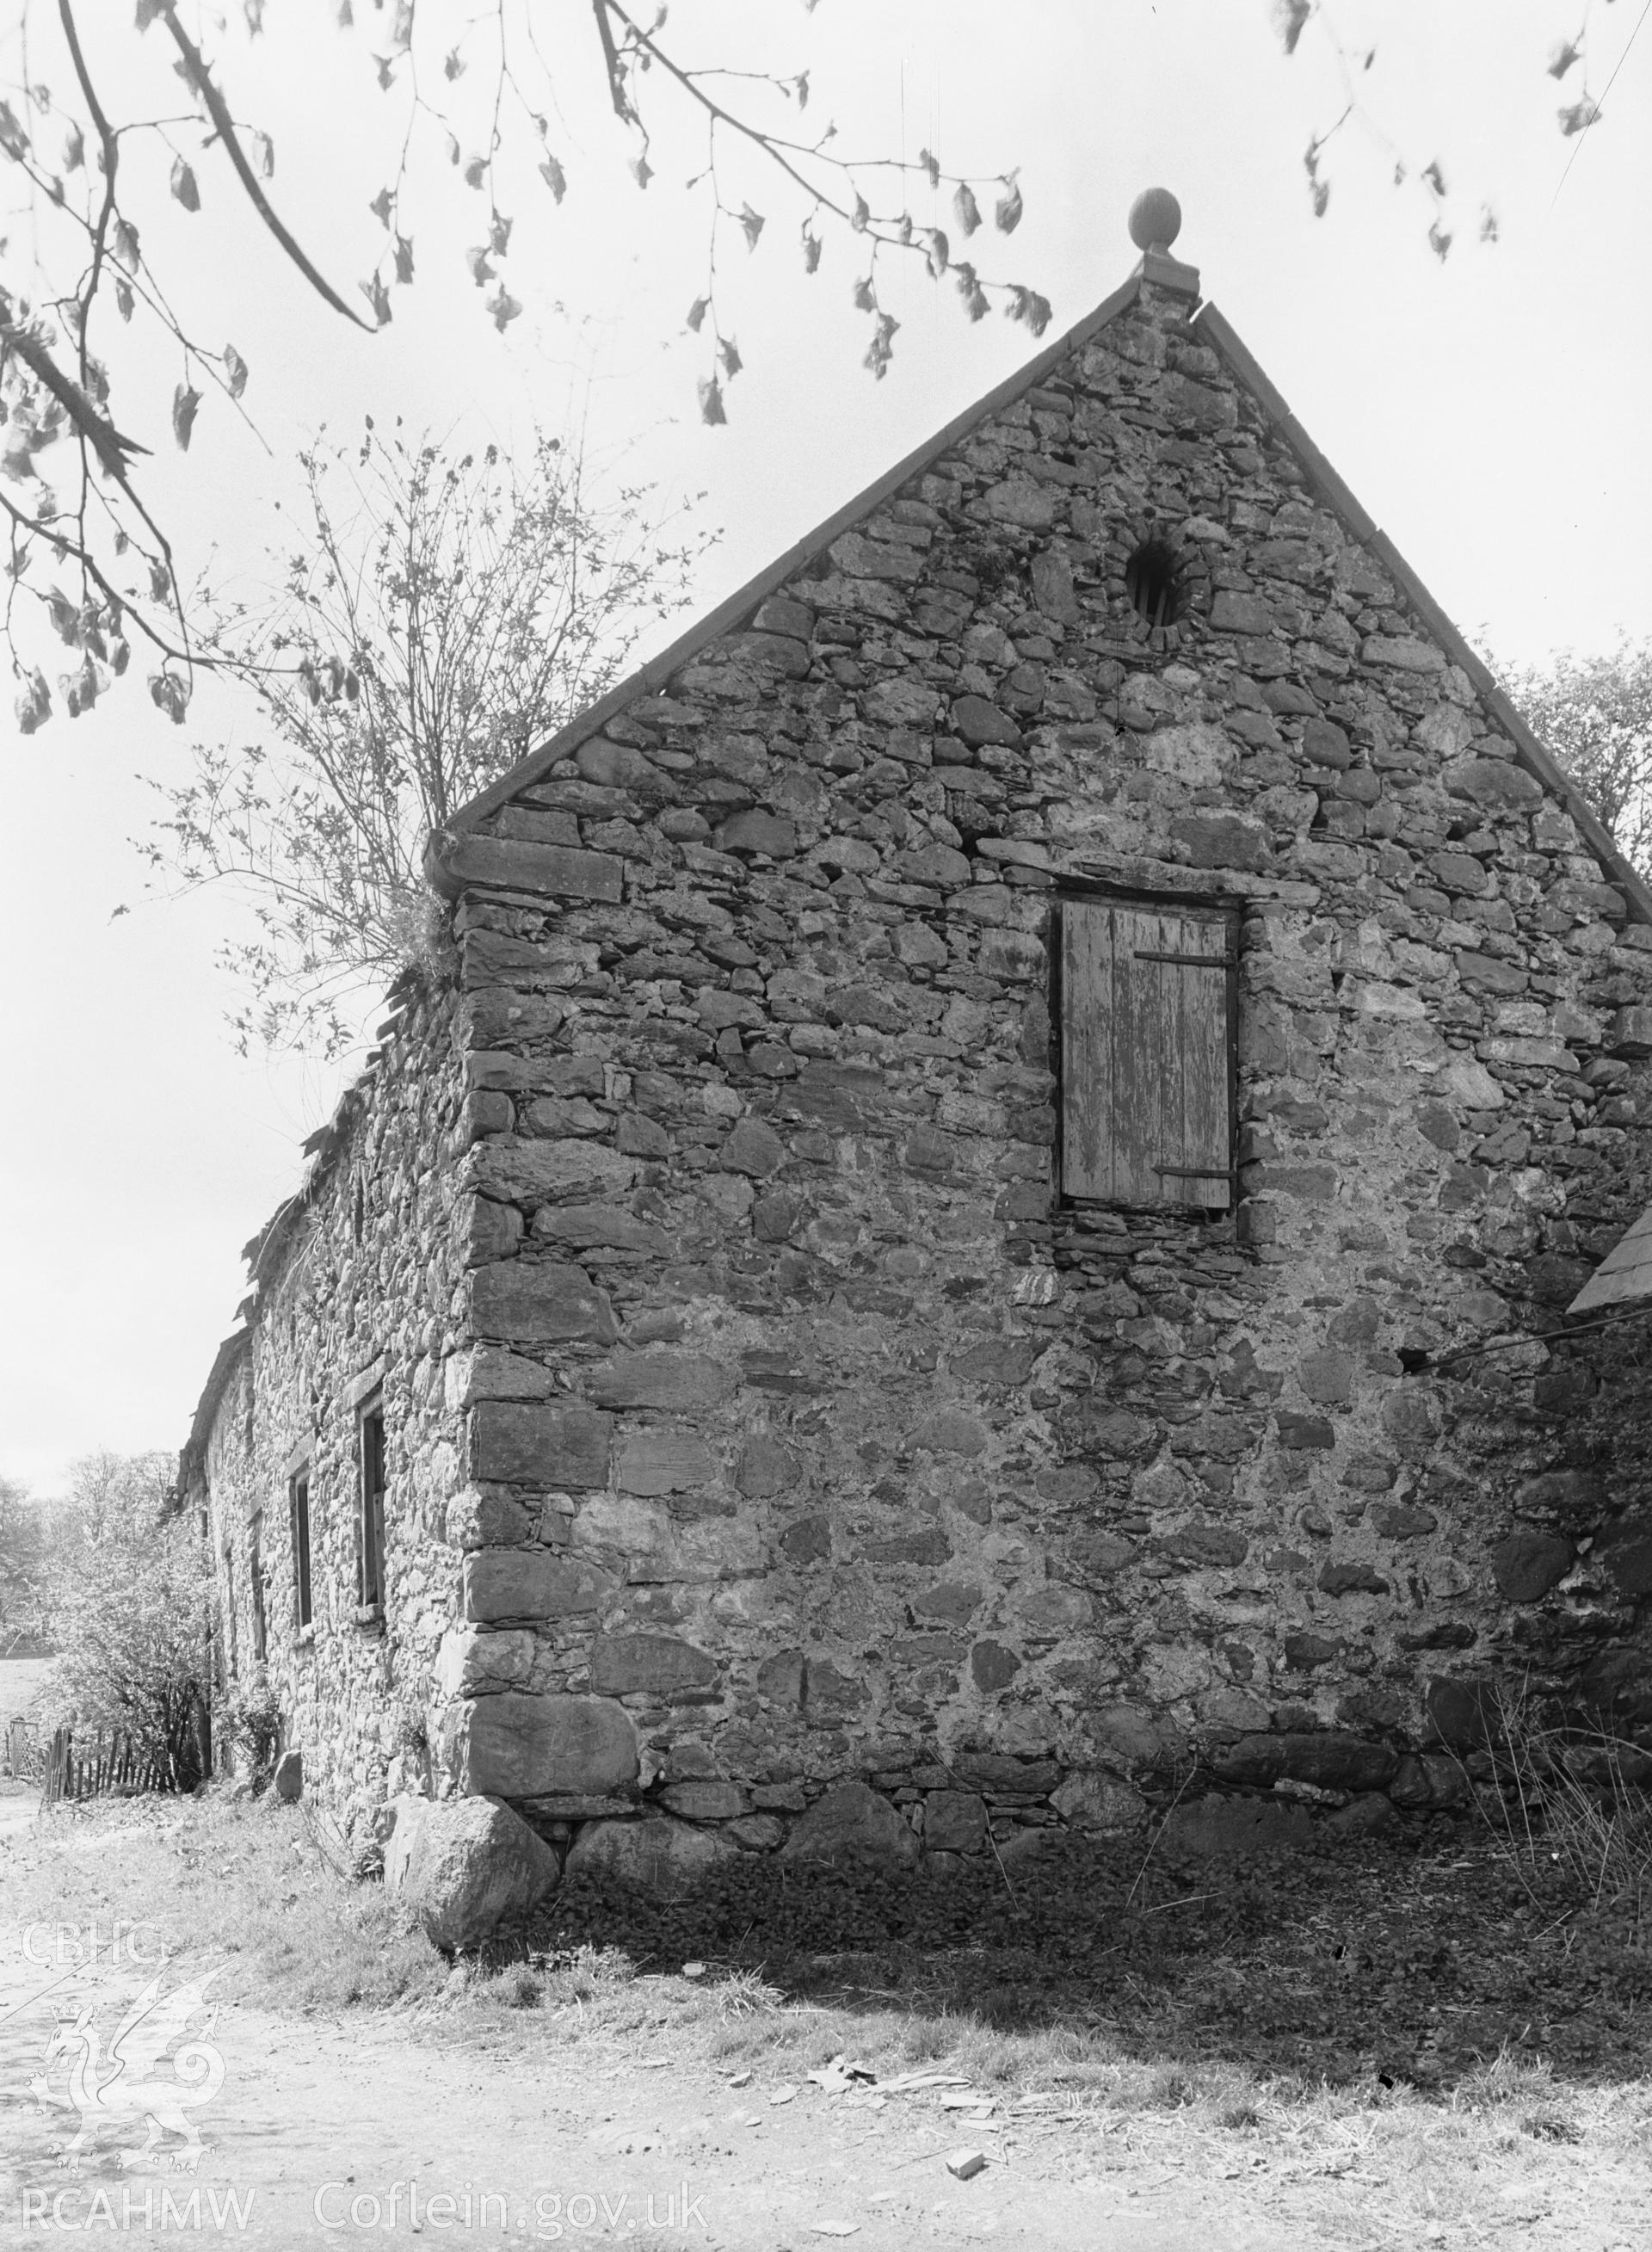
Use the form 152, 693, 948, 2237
1058, 894, 1239, 1212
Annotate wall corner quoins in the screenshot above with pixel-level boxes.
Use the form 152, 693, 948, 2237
445, 1689, 638, 1799
425, 825, 624, 907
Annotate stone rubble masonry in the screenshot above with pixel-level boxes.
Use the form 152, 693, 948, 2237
188, 262, 1652, 1879
185, 986, 475, 1849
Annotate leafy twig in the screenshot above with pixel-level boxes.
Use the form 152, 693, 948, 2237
155, 3, 371, 330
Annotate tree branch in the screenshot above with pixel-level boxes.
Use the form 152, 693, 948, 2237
56, 0, 120, 400
157, 4, 373, 330
590, 0, 635, 123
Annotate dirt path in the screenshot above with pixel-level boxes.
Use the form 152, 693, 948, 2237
3, 1946, 1649, 2252
4, 1799, 1650, 2252
1, 1953, 1296, 2250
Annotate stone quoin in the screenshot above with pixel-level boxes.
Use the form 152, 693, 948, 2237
182, 197, 1652, 1885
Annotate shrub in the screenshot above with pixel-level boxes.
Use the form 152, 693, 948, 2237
43, 1452, 211, 1791
215, 1671, 284, 1787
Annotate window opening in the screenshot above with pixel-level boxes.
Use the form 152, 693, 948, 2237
290, 1473, 313, 1632
1059, 894, 1237, 1211
249, 1513, 267, 1662
222, 1546, 237, 1678
358, 1403, 387, 1612
1125, 534, 1185, 629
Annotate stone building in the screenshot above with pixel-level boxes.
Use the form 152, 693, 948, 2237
182, 197, 1652, 1871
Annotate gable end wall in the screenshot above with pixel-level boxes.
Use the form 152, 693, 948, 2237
421, 273, 1652, 1859
200, 270, 1652, 1856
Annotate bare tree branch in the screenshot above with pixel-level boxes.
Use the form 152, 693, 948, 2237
142, 427, 710, 1052
155, 3, 373, 330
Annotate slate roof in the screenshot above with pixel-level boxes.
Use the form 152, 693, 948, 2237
427, 244, 1652, 930
1569, 1207, 1652, 1315
176, 1324, 250, 1493
177, 965, 427, 1485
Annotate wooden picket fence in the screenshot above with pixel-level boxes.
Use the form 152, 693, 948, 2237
40, 1725, 167, 1807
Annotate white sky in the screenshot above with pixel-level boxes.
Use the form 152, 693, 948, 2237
2, 0, 1649, 1495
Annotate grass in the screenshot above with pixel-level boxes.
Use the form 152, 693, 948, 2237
7, 1786, 1652, 2249
9, 1788, 1650, 2083
521, 1814, 1652, 2095
3, 1793, 441, 2014
1459, 1694, 1652, 1931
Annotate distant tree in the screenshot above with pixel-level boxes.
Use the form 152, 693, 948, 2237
1505, 640, 1652, 878
43, 1448, 210, 1789
140, 423, 709, 1054
0, 1472, 48, 1655
46, 1447, 176, 1553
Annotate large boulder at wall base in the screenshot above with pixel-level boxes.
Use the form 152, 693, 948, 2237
384, 1793, 559, 1950
780, 1781, 920, 1871
564, 1815, 736, 1898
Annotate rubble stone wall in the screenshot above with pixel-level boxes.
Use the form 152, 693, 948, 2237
194, 987, 471, 1842
196, 268, 1652, 1871
427, 271, 1652, 1868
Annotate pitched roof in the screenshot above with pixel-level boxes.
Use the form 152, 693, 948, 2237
426, 244, 1652, 928
176, 1324, 251, 1492
1569, 1206, 1652, 1315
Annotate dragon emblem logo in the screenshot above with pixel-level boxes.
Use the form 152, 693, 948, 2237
28, 1964, 225, 2173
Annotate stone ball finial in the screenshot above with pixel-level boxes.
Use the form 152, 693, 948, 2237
1128, 188, 1182, 252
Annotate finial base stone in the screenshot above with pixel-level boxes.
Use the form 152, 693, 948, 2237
1140, 246, 1200, 299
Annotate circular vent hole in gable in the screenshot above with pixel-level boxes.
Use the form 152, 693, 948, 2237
1125, 534, 1185, 629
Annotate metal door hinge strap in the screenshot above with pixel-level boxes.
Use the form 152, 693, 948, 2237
1153, 1163, 1241, 1178
1132, 949, 1235, 967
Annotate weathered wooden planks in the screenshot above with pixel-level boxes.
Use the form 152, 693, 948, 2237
1061, 900, 1234, 1208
